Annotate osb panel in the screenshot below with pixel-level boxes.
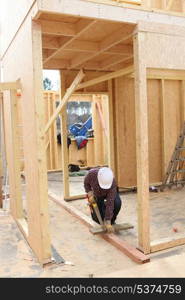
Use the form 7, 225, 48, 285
145, 33, 185, 70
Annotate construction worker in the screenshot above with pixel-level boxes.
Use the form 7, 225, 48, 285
84, 167, 122, 233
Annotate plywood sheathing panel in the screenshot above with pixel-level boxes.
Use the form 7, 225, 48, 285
144, 34, 185, 70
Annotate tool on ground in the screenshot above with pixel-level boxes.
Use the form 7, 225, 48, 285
161, 121, 185, 191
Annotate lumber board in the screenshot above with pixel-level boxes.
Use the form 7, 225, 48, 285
90, 222, 134, 234
134, 31, 150, 254
64, 194, 87, 201
102, 233, 150, 264
44, 69, 85, 134
107, 80, 116, 173
3, 90, 23, 218
49, 192, 150, 264
77, 66, 133, 90
0, 80, 21, 91
60, 72, 70, 198
150, 236, 185, 252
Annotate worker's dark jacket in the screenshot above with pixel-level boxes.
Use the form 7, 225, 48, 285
84, 168, 117, 221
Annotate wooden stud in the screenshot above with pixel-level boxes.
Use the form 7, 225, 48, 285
160, 79, 166, 177
0, 95, 3, 208
3, 90, 23, 218
60, 71, 70, 198
166, 0, 174, 10
27, 21, 51, 264
107, 80, 116, 173
134, 31, 150, 254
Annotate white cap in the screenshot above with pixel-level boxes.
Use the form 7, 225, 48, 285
97, 167, 114, 189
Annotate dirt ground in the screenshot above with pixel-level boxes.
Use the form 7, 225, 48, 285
1, 172, 185, 278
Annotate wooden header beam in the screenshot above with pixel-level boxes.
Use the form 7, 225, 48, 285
0, 79, 21, 91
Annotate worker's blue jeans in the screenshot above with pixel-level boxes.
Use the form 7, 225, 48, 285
91, 193, 122, 224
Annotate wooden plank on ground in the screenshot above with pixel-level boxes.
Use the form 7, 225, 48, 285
150, 236, 185, 253
49, 192, 150, 264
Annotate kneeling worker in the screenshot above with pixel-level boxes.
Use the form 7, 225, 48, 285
84, 167, 122, 233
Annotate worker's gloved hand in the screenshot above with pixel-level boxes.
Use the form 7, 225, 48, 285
104, 220, 115, 234
87, 191, 95, 205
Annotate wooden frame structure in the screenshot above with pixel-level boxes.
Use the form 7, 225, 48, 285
44, 90, 109, 171
1, 0, 185, 264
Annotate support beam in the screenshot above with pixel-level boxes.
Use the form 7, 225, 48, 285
60, 71, 70, 198
107, 80, 116, 173
99, 55, 133, 70
3, 90, 23, 218
0, 96, 3, 208
0, 80, 21, 91
49, 192, 150, 264
160, 79, 166, 177
77, 65, 133, 90
69, 25, 134, 69
44, 69, 85, 134
40, 20, 76, 36
43, 19, 97, 65
42, 36, 133, 56
27, 21, 51, 264
134, 31, 150, 254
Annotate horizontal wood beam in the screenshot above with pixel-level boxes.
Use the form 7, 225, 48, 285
77, 65, 133, 90
151, 236, 185, 252
49, 192, 150, 264
44, 59, 70, 69
44, 69, 85, 134
42, 36, 133, 56
99, 55, 133, 70
43, 19, 97, 65
127, 69, 185, 80
0, 80, 21, 91
64, 194, 87, 201
40, 20, 76, 36
69, 25, 134, 69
